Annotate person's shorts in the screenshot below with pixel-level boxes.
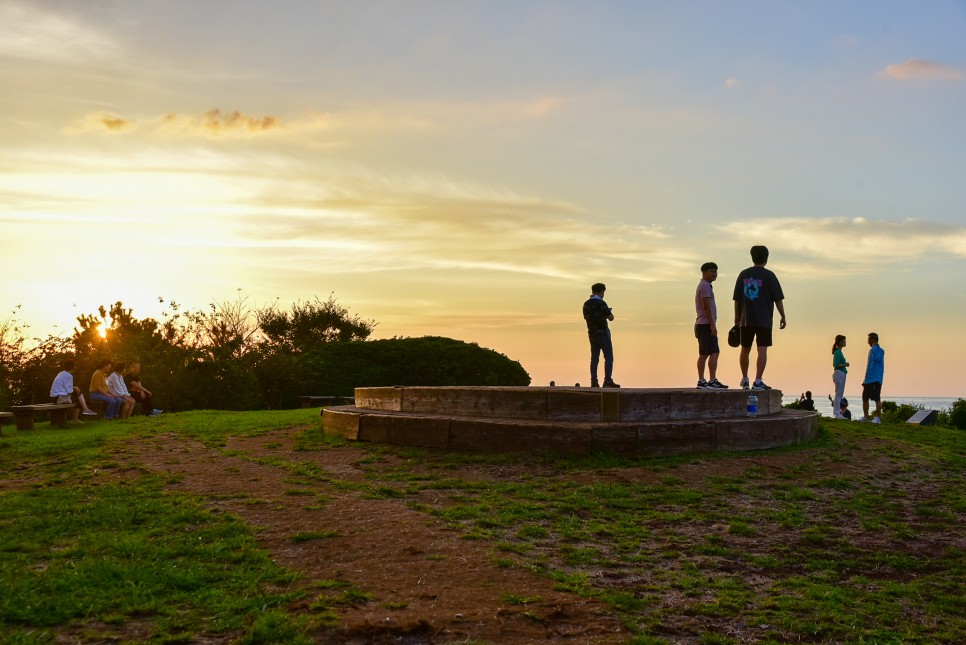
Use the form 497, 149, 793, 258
739, 326, 772, 348
694, 324, 720, 356
51, 395, 72, 405
862, 381, 882, 402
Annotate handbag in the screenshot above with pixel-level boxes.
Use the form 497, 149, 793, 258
727, 325, 740, 348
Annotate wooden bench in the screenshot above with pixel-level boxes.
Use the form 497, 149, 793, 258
299, 396, 355, 408
10, 403, 77, 430
0, 411, 12, 435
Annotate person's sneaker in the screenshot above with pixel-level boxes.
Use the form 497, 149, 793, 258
872, 417, 881, 424
707, 379, 729, 389
590, 380, 600, 388
752, 380, 772, 390
82, 410, 98, 416
857, 417, 869, 422
602, 380, 621, 388
740, 377, 750, 390
697, 379, 709, 389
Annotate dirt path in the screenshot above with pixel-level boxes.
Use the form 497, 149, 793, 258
122, 429, 627, 644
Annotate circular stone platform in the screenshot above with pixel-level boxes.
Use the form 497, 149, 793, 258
322, 386, 818, 457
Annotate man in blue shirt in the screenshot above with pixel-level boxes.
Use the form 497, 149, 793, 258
861, 332, 885, 423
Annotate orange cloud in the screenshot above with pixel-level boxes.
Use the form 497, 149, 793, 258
67, 111, 136, 133
879, 59, 964, 81
160, 109, 282, 136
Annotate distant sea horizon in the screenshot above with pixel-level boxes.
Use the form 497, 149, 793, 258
781, 394, 962, 418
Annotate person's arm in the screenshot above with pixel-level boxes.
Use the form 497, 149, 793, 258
733, 299, 741, 326
701, 297, 716, 335
775, 299, 786, 329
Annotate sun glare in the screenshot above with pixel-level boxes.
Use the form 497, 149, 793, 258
98, 325, 107, 339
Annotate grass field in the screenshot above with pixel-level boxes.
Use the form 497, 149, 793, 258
0, 410, 963, 643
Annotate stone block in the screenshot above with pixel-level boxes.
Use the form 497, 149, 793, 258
547, 389, 601, 421
619, 390, 672, 421
355, 387, 402, 411
591, 425, 638, 456
637, 421, 716, 456
359, 414, 450, 449
715, 418, 765, 451
448, 419, 591, 455
322, 408, 361, 440
401, 387, 547, 419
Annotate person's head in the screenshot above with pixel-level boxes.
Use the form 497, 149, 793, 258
700, 261, 718, 282
112, 361, 126, 374
591, 282, 606, 296
128, 362, 141, 375
805, 391, 812, 399
750, 245, 769, 265
61, 358, 76, 371
832, 334, 846, 353
868, 332, 879, 345
97, 359, 112, 371
840, 397, 849, 409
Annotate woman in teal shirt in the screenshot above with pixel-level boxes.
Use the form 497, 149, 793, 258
831, 335, 849, 419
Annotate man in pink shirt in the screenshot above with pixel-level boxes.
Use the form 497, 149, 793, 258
695, 262, 728, 389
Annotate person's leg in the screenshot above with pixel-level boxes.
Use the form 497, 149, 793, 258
739, 346, 750, 379
862, 384, 870, 419
90, 392, 114, 419
697, 354, 708, 380
832, 371, 846, 418
589, 334, 601, 385
755, 345, 768, 381
601, 332, 615, 383
111, 396, 122, 419
873, 384, 882, 419
76, 392, 96, 414
708, 352, 718, 381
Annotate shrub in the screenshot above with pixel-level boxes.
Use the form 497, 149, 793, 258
948, 398, 966, 430
303, 336, 530, 396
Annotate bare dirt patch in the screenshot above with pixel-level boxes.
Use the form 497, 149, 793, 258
122, 430, 627, 644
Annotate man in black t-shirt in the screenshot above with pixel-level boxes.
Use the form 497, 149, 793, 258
733, 245, 786, 391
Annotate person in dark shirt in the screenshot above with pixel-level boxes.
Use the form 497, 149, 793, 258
733, 245, 786, 391
124, 362, 163, 416
799, 391, 816, 411
582, 283, 619, 388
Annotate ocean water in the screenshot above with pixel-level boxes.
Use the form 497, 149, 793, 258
781, 394, 962, 419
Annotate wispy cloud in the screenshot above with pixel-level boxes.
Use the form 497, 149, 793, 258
227, 169, 687, 282
716, 217, 966, 266
879, 59, 964, 81
0, 3, 118, 63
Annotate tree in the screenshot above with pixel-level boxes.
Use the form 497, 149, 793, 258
258, 295, 375, 353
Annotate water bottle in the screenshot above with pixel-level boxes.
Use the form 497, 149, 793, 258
747, 394, 758, 417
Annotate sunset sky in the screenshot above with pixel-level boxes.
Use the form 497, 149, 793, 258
2, 1, 965, 397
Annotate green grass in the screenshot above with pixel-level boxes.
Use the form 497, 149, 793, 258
1, 411, 964, 643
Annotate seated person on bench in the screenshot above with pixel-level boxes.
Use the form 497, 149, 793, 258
124, 362, 162, 416
107, 361, 136, 419
49, 358, 99, 423
89, 359, 122, 420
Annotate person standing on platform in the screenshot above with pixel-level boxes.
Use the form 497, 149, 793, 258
583, 282, 620, 388
831, 334, 849, 418
861, 332, 885, 423
733, 245, 786, 390
695, 262, 728, 389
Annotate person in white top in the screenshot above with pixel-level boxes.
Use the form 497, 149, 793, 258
106, 361, 136, 419
49, 358, 99, 423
